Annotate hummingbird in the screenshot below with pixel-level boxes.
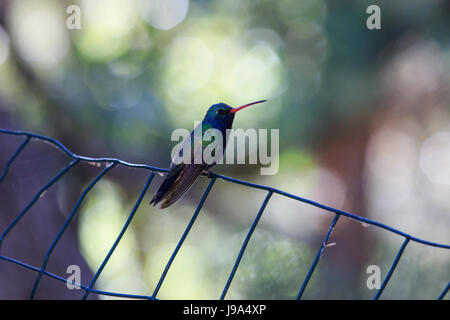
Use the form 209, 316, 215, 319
150, 100, 267, 209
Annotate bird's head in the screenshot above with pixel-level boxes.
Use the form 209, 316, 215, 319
204, 100, 267, 128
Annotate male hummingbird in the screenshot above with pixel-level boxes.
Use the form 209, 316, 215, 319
150, 100, 267, 209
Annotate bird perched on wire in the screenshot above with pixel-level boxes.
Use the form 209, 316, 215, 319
150, 100, 267, 209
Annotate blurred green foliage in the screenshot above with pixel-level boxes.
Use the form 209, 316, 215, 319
0, 0, 449, 299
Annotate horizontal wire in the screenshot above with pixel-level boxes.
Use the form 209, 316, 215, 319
0, 128, 167, 173
1, 128, 448, 250
213, 174, 450, 250
0, 128, 449, 300
0, 255, 156, 300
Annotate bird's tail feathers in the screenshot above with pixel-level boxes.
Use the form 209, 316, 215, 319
150, 164, 184, 208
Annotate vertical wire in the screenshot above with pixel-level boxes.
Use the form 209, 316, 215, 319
437, 281, 449, 300
0, 136, 31, 183
0, 159, 79, 250
29, 163, 116, 299
220, 191, 273, 300
374, 237, 410, 300
82, 172, 155, 299
152, 177, 216, 298
296, 213, 340, 300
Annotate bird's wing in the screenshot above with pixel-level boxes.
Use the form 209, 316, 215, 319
150, 163, 184, 206
159, 163, 207, 209
151, 121, 217, 208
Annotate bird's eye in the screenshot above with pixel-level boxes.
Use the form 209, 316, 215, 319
217, 110, 227, 115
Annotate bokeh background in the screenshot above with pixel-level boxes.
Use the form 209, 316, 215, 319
0, 0, 449, 299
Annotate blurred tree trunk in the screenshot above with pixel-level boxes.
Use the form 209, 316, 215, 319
315, 117, 371, 299
0, 1, 97, 299
0, 110, 97, 299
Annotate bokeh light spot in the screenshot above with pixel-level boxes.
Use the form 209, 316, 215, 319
419, 131, 450, 185
8, 0, 69, 67
0, 26, 10, 64
76, 0, 137, 62
138, 0, 189, 30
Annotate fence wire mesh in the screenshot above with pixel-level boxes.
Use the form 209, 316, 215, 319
0, 128, 449, 300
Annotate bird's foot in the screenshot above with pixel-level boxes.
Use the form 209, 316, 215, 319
203, 170, 214, 179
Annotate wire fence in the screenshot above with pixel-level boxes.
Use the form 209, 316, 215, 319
0, 127, 449, 300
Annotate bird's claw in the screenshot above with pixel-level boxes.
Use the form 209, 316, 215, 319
203, 170, 214, 179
